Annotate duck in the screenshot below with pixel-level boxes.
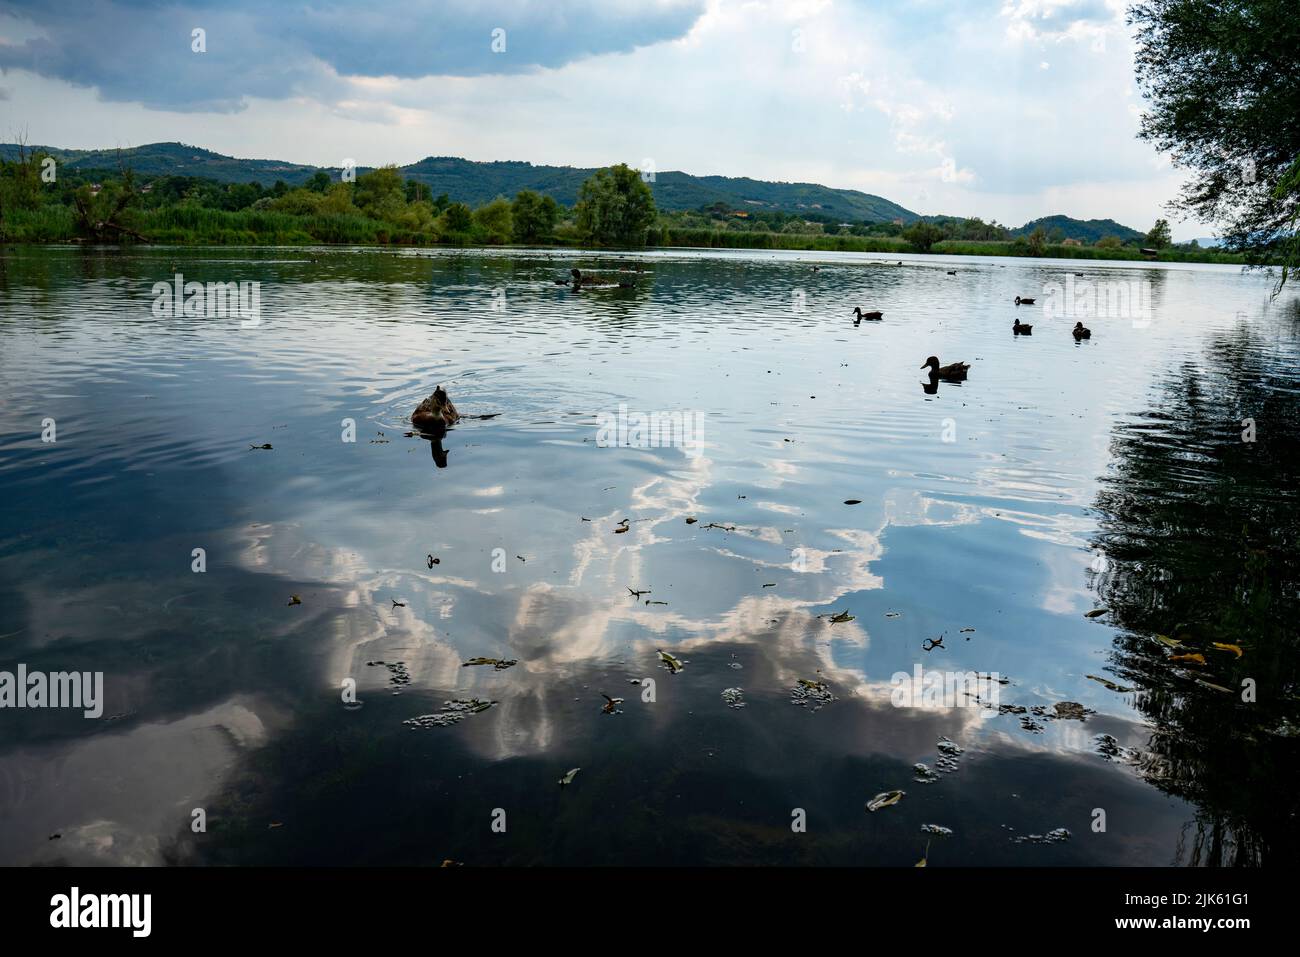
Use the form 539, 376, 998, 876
411, 385, 461, 433
1072, 321, 1092, 339
1013, 317, 1033, 335
947, 270, 957, 276
921, 356, 970, 381
1014, 296, 1036, 305
565, 267, 635, 289
853, 307, 884, 325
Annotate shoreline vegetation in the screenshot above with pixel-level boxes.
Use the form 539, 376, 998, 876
0, 153, 1253, 265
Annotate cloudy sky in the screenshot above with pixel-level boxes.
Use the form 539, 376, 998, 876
0, 0, 1200, 236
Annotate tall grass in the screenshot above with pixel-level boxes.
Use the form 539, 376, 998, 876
2, 205, 1248, 266
646, 226, 910, 253
0, 205, 77, 242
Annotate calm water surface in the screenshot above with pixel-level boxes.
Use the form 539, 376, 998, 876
1, 246, 1297, 866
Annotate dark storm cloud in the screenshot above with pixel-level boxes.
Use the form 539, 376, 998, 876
0, 0, 705, 112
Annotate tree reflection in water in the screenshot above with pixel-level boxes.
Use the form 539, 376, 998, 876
1091, 324, 1300, 865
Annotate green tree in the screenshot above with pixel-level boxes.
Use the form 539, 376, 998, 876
472, 197, 513, 244
574, 163, 656, 246
902, 221, 944, 253
354, 166, 406, 220
1146, 218, 1172, 248
305, 170, 331, 193
438, 202, 474, 240
511, 189, 561, 243
1130, 0, 1300, 292
1095, 235, 1123, 249
1027, 226, 1048, 256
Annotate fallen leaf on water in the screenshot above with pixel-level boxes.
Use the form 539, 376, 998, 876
268, 822, 284, 829
1212, 642, 1243, 658
866, 790, 905, 812
1086, 674, 1134, 693
1170, 652, 1207, 665
1084, 608, 1109, 619
844, 499, 862, 505
463, 657, 518, 670
558, 768, 581, 786
657, 649, 684, 673
287, 595, 302, 606
1196, 679, 1235, 694
1155, 634, 1182, 648
685, 517, 698, 524
828, 609, 855, 623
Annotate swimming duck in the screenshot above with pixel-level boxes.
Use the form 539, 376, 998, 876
1072, 321, 1092, 339
411, 385, 461, 433
947, 270, 957, 276
565, 267, 635, 289
1014, 296, 1036, 305
921, 356, 970, 380
853, 307, 884, 325
1013, 317, 1033, 335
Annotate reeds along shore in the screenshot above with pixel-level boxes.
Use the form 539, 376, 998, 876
0, 205, 1246, 265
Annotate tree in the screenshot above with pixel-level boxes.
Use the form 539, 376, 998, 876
404, 179, 432, 204
1095, 235, 1123, 249
574, 163, 656, 246
438, 202, 473, 240
1130, 0, 1300, 292
1027, 226, 1048, 256
472, 197, 513, 244
306, 170, 331, 193
353, 166, 406, 220
511, 189, 561, 243
902, 221, 944, 253
1146, 218, 1172, 248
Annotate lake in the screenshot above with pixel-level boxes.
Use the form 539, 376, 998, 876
1, 245, 1297, 866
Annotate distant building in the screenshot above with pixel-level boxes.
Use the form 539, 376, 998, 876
1061, 238, 1082, 247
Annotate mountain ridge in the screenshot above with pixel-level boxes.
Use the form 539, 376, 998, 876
1, 140, 1145, 239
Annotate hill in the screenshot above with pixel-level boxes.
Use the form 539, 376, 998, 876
2, 141, 917, 224
1010, 215, 1146, 244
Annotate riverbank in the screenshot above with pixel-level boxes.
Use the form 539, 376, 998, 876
1, 204, 1249, 266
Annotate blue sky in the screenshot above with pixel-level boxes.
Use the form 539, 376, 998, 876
0, 0, 1201, 237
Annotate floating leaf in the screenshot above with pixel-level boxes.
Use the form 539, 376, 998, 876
920, 824, 952, 836
867, 790, 905, 812
844, 499, 862, 505
828, 609, 855, 623
1212, 642, 1243, 659
1085, 674, 1133, 693
558, 767, 581, 787
1154, 634, 1182, 648
1196, 679, 1234, 694
685, 517, 698, 524
1170, 652, 1207, 665
462, 657, 518, 670
1084, 608, 1108, 619
657, 649, 684, 674
287, 595, 302, 606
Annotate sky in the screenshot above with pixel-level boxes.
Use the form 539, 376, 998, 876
0, 0, 1206, 238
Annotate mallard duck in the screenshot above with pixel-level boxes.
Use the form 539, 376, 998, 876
565, 267, 635, 289
1072, 321, 1092, 339
1014, 296, 1036, 305
921, 356, 970, 380
1013, 317, 1033, 335
411, 385, 461, 432
853, 307, 884, 325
